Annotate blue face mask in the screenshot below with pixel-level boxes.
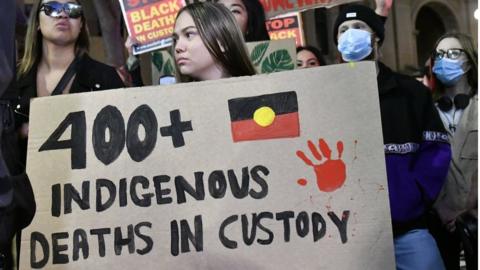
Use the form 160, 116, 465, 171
432, 58, 466, 86
337, 29, 373, 62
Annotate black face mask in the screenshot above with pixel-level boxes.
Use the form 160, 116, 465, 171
437, 94, 470, 112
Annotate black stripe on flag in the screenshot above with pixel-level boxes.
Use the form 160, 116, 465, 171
228, 91, 298, 121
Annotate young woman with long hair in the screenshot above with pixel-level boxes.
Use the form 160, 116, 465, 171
172, 2, 256, 82
430, 32, 477, 270
14, 0, 125, 168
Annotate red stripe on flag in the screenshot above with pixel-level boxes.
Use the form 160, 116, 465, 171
231, 112, 300, 142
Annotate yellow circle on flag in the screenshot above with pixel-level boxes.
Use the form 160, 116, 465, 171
253, 106, 276, 127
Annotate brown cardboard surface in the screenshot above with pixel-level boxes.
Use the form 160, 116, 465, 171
21, 62, 395, 269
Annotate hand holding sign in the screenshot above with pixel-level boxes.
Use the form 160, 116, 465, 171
296, 139, 346, 192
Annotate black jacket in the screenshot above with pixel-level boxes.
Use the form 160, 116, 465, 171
0, 173, 35, 270
10, 53, 125, 171
377, 62, 451, 235
15, 53, 125, 127
0, 54, 124, 269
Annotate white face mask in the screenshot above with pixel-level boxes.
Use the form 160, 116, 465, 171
337, 29, 372, 62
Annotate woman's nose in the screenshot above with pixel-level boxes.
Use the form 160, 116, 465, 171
175, 40, 185, 53
58, 9, 69, 18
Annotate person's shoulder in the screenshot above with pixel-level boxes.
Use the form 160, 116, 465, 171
391, 69, 431, 98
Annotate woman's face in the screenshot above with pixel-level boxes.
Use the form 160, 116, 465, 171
218, 0, 248, 35
434, 37, 468, 63
173, 11, 223, 81
38, 0, 83, 46
297, 50, 320, 69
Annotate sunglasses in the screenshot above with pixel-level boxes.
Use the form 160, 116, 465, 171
39, 1, 83, 19
433, 48, 465, 60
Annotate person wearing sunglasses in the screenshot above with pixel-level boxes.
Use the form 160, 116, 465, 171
13, 0, 125, 169
430, 32, 478, 270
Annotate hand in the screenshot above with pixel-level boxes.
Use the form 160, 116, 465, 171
125, 36, 140, 56
296, 138, 346, 192
375, 0, 393, 17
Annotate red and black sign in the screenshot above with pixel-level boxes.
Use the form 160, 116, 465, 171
228, 91, 300, 142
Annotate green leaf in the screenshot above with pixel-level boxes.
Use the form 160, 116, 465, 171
250, 42, 269, 66
163, 59, 175, 76
152, 51, 164, 72
261, 49, 294, 73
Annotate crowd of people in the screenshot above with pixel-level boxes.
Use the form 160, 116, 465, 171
0, 0, 477, 269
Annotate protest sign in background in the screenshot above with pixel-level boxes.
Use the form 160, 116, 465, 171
261, 0, 359, 19
21, 62, 395, 269
247, 39, 296, 73
119, 0, 185, 54
266, 13, 304, 47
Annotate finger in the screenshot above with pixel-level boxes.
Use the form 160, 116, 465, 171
386, 0, 393, 9
337, 141, 344, 159
296, 150, 314, 166
308, 140, 322, 161
125, 36, 140, 54
318, 139, 331, 159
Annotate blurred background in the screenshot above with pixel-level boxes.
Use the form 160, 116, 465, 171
16, 0, 478, 82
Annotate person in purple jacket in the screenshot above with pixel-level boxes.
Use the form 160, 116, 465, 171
333, 4, 451, 270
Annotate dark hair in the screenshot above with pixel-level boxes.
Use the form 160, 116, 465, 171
173, 2, 256, 82
296, 45, 326, 66
432, 32, 478, 96
18, 0, 89, 78
242, 0, 270, 42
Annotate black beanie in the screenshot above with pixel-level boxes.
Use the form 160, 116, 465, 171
333, 4, 385, 45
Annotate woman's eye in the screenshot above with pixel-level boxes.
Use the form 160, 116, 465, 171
231, 9, 241, 14
185, 31, 196, 39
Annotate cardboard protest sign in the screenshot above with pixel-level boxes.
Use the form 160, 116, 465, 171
21, 62, 395, 269
151, 49, 176, 85
151, 39, 296, 84
261, 0, 359, 19
247, 39, 296, 73
119, 0, 185, 54
267, 12, 304, 47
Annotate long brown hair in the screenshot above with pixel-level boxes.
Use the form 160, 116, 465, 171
173, 2, 256, 82
18, 0, 90, 78
432, 32, 478, 96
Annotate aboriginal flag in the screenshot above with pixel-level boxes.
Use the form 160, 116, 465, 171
228, 91, 300, 142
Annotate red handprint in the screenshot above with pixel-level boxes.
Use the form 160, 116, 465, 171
296, 139, 346, 192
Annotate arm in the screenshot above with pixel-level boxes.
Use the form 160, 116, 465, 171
125, 36, 144, 87
414, 87, 451, 204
